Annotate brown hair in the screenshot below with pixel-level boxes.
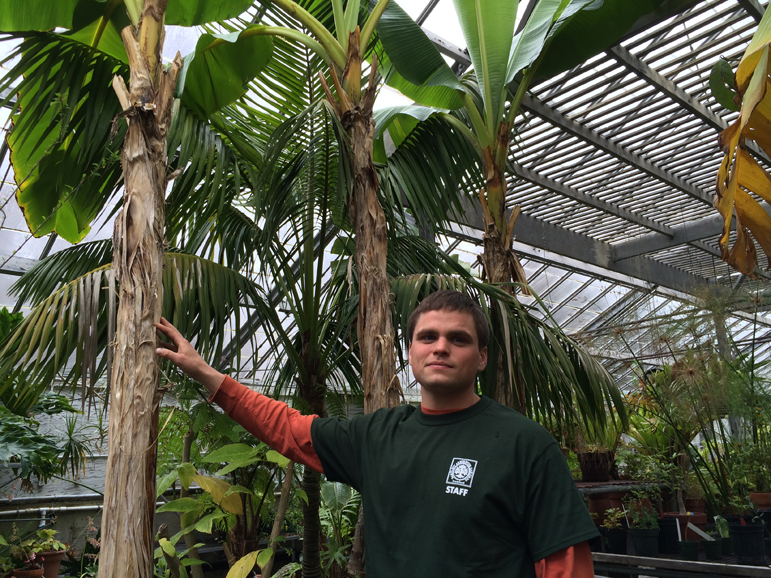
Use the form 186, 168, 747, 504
407, 290, 489, 350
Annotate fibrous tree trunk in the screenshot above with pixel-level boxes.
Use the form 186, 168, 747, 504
99, 2, 181, 576
319, 30, 402, 415
477, 151, 528, 413
318, 29, 403, 578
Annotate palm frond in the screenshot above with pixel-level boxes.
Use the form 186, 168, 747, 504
1, 32, 126, 243
0, 252, 266, 413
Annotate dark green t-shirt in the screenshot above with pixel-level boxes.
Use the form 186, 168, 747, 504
311, 396, 598, 577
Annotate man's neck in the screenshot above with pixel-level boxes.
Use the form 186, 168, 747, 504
420, 390, 481, 412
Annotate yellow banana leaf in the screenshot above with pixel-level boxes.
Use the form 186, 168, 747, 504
714, 17, 771, 276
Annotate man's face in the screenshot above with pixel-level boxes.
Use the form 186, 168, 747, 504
408, 309, 488, 396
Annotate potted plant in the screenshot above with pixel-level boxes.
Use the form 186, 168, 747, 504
713, 515, 732, 556
600, 508, 627, 555
726, 497, 767, 565
575, 414, 623, 483
7, 542, 43, 578
701, 532, 722, 560
626, 491, 660, 558
1, 527, 68, 578
32, 530, 67, 578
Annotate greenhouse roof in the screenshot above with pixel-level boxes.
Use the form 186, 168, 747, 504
1, 0, 771, 391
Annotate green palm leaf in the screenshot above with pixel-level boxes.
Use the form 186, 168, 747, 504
452, 0, 519, 131
1, 33, 126, 242
0, 251, 265, 414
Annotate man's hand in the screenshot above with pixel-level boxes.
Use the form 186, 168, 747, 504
155, 317, 226, 396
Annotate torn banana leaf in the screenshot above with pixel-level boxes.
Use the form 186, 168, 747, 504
714, 7, 771, 276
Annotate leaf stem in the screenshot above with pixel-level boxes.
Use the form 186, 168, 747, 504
124, 0, 142, 28
203, 26, 331, 67
270, 0, 347, 68
438, 112, 479, 150
462, 92, 490, 149
360, 0, 391, 50
331, 0, 347, 49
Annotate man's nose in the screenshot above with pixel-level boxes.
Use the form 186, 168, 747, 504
432, 337, 450, 354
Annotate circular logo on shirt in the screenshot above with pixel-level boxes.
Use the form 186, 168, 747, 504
449, 460, 474, 484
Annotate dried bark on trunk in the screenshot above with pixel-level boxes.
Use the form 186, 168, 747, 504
260, 462, 295, 577
319, 31, 402, 414
477, 156, 528, 413
318, 30, 403, 577
99, 2, 181, 576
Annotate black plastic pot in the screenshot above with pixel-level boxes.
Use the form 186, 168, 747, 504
602, 528, 627, 555
722, 536, 733, 556
631, 528, 659, 558
658, 517, 679, 554
679, 540, 699, 561
577, 451, 611, 482
765, 537, 771, 558
730, 523, 765, 565
701, 538, 722, 560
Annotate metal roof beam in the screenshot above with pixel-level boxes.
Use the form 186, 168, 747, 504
512, 162, 674, 236
520, 93, 714, 205
453, 199, 709, 293
613, 215, 724, 260
607, 44, 770, 164
738, 0, 766, 22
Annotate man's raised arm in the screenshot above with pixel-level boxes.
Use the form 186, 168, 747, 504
155, 318, 323, 472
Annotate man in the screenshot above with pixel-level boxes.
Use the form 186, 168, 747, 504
156, 290, 597, 577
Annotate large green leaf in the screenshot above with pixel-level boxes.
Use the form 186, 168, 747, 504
4, 33, 126, 243
320, 481, 352, 516
177, 27, 274, 117
0, 0, 78, 30
452, 0, 519, 129
202, 443, 260, 464
373, 105, 443, 157
66, 0, 132, 63
166, 0, 253, 26
536, 0, 690, 80
377, 1, 463, 109
505, 0, 597, 84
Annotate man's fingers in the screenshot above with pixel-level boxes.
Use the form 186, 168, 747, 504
158, 341, 178, 353
156, 347, 179, 364
155, 320, 184, 345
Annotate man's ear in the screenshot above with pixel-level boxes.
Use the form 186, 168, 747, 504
408, 341, 413, 365
477, 347, 488, 372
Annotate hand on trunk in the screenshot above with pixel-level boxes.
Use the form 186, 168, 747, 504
155, 317, 225, 394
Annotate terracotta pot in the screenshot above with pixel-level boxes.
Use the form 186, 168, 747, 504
39, 551, 66, 578
685, 498, 706, 513
577, 451, 612, 483
749, 492, 771, 508
588, 492, 625, 526
662, 512, 707, 541
12, 569, 44, 578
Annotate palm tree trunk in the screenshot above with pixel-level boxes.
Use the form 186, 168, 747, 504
478, 157, 528, 412
319, 30, 402, 413
301, 466, 323, 578
98, 2, 181, 576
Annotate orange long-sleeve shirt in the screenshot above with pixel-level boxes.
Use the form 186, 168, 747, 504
209, 376, 594, 578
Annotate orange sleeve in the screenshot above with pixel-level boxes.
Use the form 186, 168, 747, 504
208, 376, 323, 472
534, 542, 594, 578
